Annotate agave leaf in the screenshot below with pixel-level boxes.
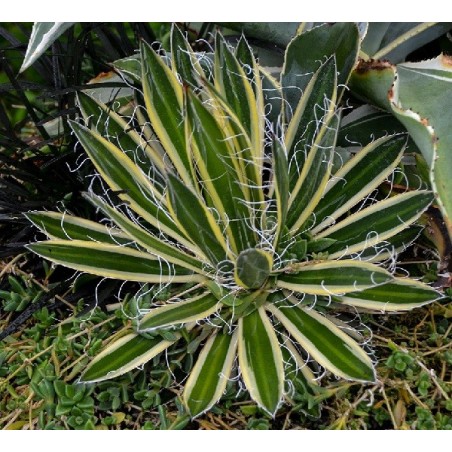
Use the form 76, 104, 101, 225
166, 173, 231, 265
139, 292, 220, 331
220, 22, 301, 49
267, 299, 375, 382
26, 240, 204, 284
77, 91, 166, 176
69, 121, 192, 249
287, 113, 339, 234
337, 105, 415, 150
112, 54, 141, 81
362, 23, 452, 63
20, 22, 75, 73
281, 23, 360, 111
212, 37, 265, 209
170, 24, 206, 91
272, 139, 289, 249
84, 193, 206, 272
25, 211, 131, 246
337, 278, 442, 311
183, 330, 238, 417
238, 307, 284, 416
140, 41, 193, 187
312, 134, 407, 234
358, 225, 423, 262
276, 260, 392, 295
260, 67, 283, 126
282, 341, 320, 418
186, 91, 257, 252
394, 56, 452, 239
285, 56, 337, 191
316, 191, 433, 259
80, 333, 175, 383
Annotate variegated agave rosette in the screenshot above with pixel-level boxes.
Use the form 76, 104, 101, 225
26, 26, 441, 417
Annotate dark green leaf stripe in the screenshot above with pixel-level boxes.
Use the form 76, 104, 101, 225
141, 41, 193, 186
139, 293, 220, 331
337, 278, 441, 311
277, 260, 392, 294
186, 92, 256, 252
312, 134, 407, 233
286, 56, 337, 191
184, 331, 237, 417
316, 191, 434, 258
267, 301, 375, 381
26, 211, 131, 246
166, 173, 230, 265
287, 113, 338, 233
272, 140, 289, 248
238, 307, 283, 415
85, 193, 205, 272
26, 240, 203, 283
69, 121, 190, 247
81, 333, 174, 383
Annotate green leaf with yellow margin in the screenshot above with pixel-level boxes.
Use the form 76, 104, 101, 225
80, 333, 175, 383
183, 330, 238, 417
267, 297, 375, 382
238, 307, 284, 415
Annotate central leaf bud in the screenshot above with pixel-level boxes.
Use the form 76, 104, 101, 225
234, 248, 273, 290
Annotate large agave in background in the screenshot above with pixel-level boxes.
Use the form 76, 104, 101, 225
26, 26, 441, 417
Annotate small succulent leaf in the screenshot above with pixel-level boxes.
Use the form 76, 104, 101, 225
166, 173, 231, 265
77, 91, 166, 176
267, 300, 375, 382
272, 139, 289, 248
25, 211, 131, 246
276, 260, 393, 295
183, 330, 238, 418
84, 193, 205, 272
287, 113, 339, 234
285, 56, 337, 191
80, 333, 175, 383
69, 121, 190, 248
170, 24, 205, 91
139, 292, 220, 331
238, 307, 284, 416
337, 278, 441, 311
316, 191, 434, 259
282, 23, 360, 111
20, 22, 75, 73
26, 240, 203, 284
186, 91, 257, 252
312, 134, 407, 234
234, 248, 273, 289
140, 41, 193, 186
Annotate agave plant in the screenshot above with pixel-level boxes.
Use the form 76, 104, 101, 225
26, 26, 441, 417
